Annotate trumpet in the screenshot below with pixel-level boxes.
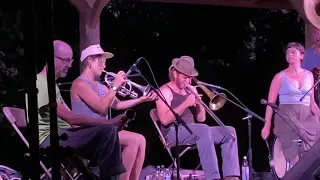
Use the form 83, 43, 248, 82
185, 79, 235, 140
102, 70, 151, 99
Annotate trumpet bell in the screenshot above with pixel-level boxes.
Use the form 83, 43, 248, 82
209, 93, 227, 111
124, 109, 136, 120
304, 0, 320, 29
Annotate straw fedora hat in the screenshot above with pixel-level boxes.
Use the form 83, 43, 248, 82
169, 56, 198, 77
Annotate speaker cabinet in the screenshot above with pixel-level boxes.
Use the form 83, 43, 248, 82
282, 140, 320, 180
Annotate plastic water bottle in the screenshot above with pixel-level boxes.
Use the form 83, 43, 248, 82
152, 166, 160, 180
164, 168, 171, 180
159, 165, 164, 180
241, 156, 249, 180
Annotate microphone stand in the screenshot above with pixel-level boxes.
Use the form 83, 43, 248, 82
206, 84, 266, 180
219, 94, 263, 180
300, 77, 320, 101
242, 114, 253, 180
136, 71, 193, 180
207, 85, 312, 179
150, 86, 193, 180
271, 107, 311, 149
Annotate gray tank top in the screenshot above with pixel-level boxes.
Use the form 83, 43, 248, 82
71, 76, 109, 119
161, 84, 196, 134
279, 70, 311, 106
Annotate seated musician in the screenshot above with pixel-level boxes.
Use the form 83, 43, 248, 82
29, 40, 126, 179
261, 42, 320, 166
312, 67, 320, 107
155, 56, 240, 180
70, 44, 158, 180
302, 28, 320, 107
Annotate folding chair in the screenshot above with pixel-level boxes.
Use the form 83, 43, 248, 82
2, 107, 76, 180
149, 109, 201, 176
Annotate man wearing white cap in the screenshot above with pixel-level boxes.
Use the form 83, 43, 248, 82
70, 44, 158, 180
32, 40, 126, 179
156, 56, 240, 180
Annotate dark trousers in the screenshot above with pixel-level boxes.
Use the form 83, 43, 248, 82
41, 124, 126, 179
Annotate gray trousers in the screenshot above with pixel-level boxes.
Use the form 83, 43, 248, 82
166, 123, 240, 180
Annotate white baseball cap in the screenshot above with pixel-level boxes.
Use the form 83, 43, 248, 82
80, 44, 114, 62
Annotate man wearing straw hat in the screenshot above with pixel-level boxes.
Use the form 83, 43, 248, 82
155, 56, 240, 180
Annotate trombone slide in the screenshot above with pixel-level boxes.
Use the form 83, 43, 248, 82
185, 83, 236, 140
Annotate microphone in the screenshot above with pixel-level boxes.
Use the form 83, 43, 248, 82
197, 81, 225, 90
126, 57, 143, 76
260, 99, 278, 109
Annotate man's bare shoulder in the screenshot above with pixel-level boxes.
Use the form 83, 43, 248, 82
158, 84, 172, 95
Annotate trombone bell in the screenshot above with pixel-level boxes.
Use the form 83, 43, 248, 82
208, 92, 227, 111
192, 78, 226, 111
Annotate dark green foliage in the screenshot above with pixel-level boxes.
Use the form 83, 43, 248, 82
0, 7, 25, 126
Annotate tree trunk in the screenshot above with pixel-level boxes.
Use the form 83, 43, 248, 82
288, 0, 316, 48
69, 0, 111, 52
79, 12, 101, 51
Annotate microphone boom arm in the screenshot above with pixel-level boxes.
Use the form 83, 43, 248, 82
300, 77, 320, 101
202, 83, 266, 123
222, 93, 266, 123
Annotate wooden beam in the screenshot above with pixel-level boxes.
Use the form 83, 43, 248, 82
288, 0, 307, 19
133, 0, 294, 9
69, 0, 90, 13
251, 0, 273, 5
91, 0, 111, 28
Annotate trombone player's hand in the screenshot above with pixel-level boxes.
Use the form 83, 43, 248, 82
185, 83, 203, 106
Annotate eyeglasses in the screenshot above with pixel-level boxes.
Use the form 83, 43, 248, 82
55, 56, 74, 64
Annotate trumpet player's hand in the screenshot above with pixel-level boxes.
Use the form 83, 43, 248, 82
139, 91, 158, 102
113, 71, 127, 88
108, 114, 126, 127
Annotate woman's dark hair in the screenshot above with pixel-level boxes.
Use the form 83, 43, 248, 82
286, 42, 305, 55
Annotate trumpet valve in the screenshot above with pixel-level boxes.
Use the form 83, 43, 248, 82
130, 91, 138, 99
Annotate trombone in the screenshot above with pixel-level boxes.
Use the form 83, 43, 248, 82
102, 70, 151, 99
184, 78, 236, 140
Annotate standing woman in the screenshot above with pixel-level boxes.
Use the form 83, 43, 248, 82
261, 42, 320, 166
